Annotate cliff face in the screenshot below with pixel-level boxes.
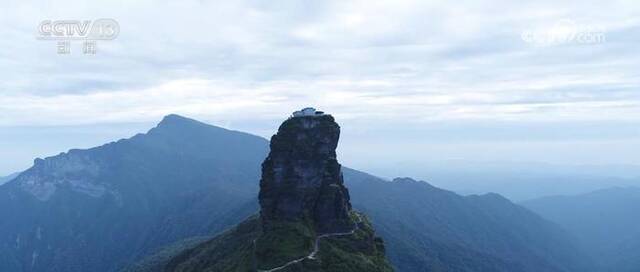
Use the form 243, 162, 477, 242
16, 151, 109, 201
132, 110, 392, 272
259, 114, 352, 233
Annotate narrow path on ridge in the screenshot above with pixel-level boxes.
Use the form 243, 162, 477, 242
256, 213, 363, 272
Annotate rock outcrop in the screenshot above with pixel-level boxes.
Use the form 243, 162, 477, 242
15, 150, 111, 201
139, 109, 393, 272
259, 113, 353, 233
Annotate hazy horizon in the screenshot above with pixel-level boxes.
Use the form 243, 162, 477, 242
2, 114, 639, 183
2, 0, 639, 184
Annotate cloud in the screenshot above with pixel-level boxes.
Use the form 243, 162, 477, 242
0, 0, 639, 141
2, 0, 640, 174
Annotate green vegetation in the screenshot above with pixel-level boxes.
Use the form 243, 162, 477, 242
164, 215, 261, 272
255, 219, 315, 270
134, 212, 393, 272
122, 236, 212, 272
309, 214, 392, 272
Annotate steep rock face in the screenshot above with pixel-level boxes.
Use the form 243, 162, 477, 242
16, 151, 111, 201
152, 110, 393, 272
259, 114, 352, 233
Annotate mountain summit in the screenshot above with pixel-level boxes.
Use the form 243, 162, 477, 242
259, 112, 352, 233
1, 113, 593, 272
162, 109, 393, 272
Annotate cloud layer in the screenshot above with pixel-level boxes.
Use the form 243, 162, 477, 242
1, 0, 639, 125
1, 0, 639, 173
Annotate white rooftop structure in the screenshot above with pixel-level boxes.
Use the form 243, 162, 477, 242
291, 107, 325, 118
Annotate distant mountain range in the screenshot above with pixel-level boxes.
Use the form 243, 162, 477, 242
346, 174, 592, 272
522, 187, 640, 272
369, 160, 640, 201
0, 114, 594, 271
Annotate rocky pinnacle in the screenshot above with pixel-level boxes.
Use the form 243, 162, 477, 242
258, 111, 353, 233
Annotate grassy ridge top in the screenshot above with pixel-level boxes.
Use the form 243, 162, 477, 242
128, 212, 393, 272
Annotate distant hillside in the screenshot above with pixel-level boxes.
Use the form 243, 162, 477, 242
345, 172, 594, 272
0, 114, 594, 272
0, 115, 268, 272
0, 172, 19, 185
522, 187, 640, 272
371, 160, 640, 201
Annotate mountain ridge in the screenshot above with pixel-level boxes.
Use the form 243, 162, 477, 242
0, 113, 594, 272
0, 172, 20, 185
0, 114, 269, 272
522, 186, 640, 272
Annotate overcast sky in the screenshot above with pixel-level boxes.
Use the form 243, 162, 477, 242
1, 0, 639, 175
